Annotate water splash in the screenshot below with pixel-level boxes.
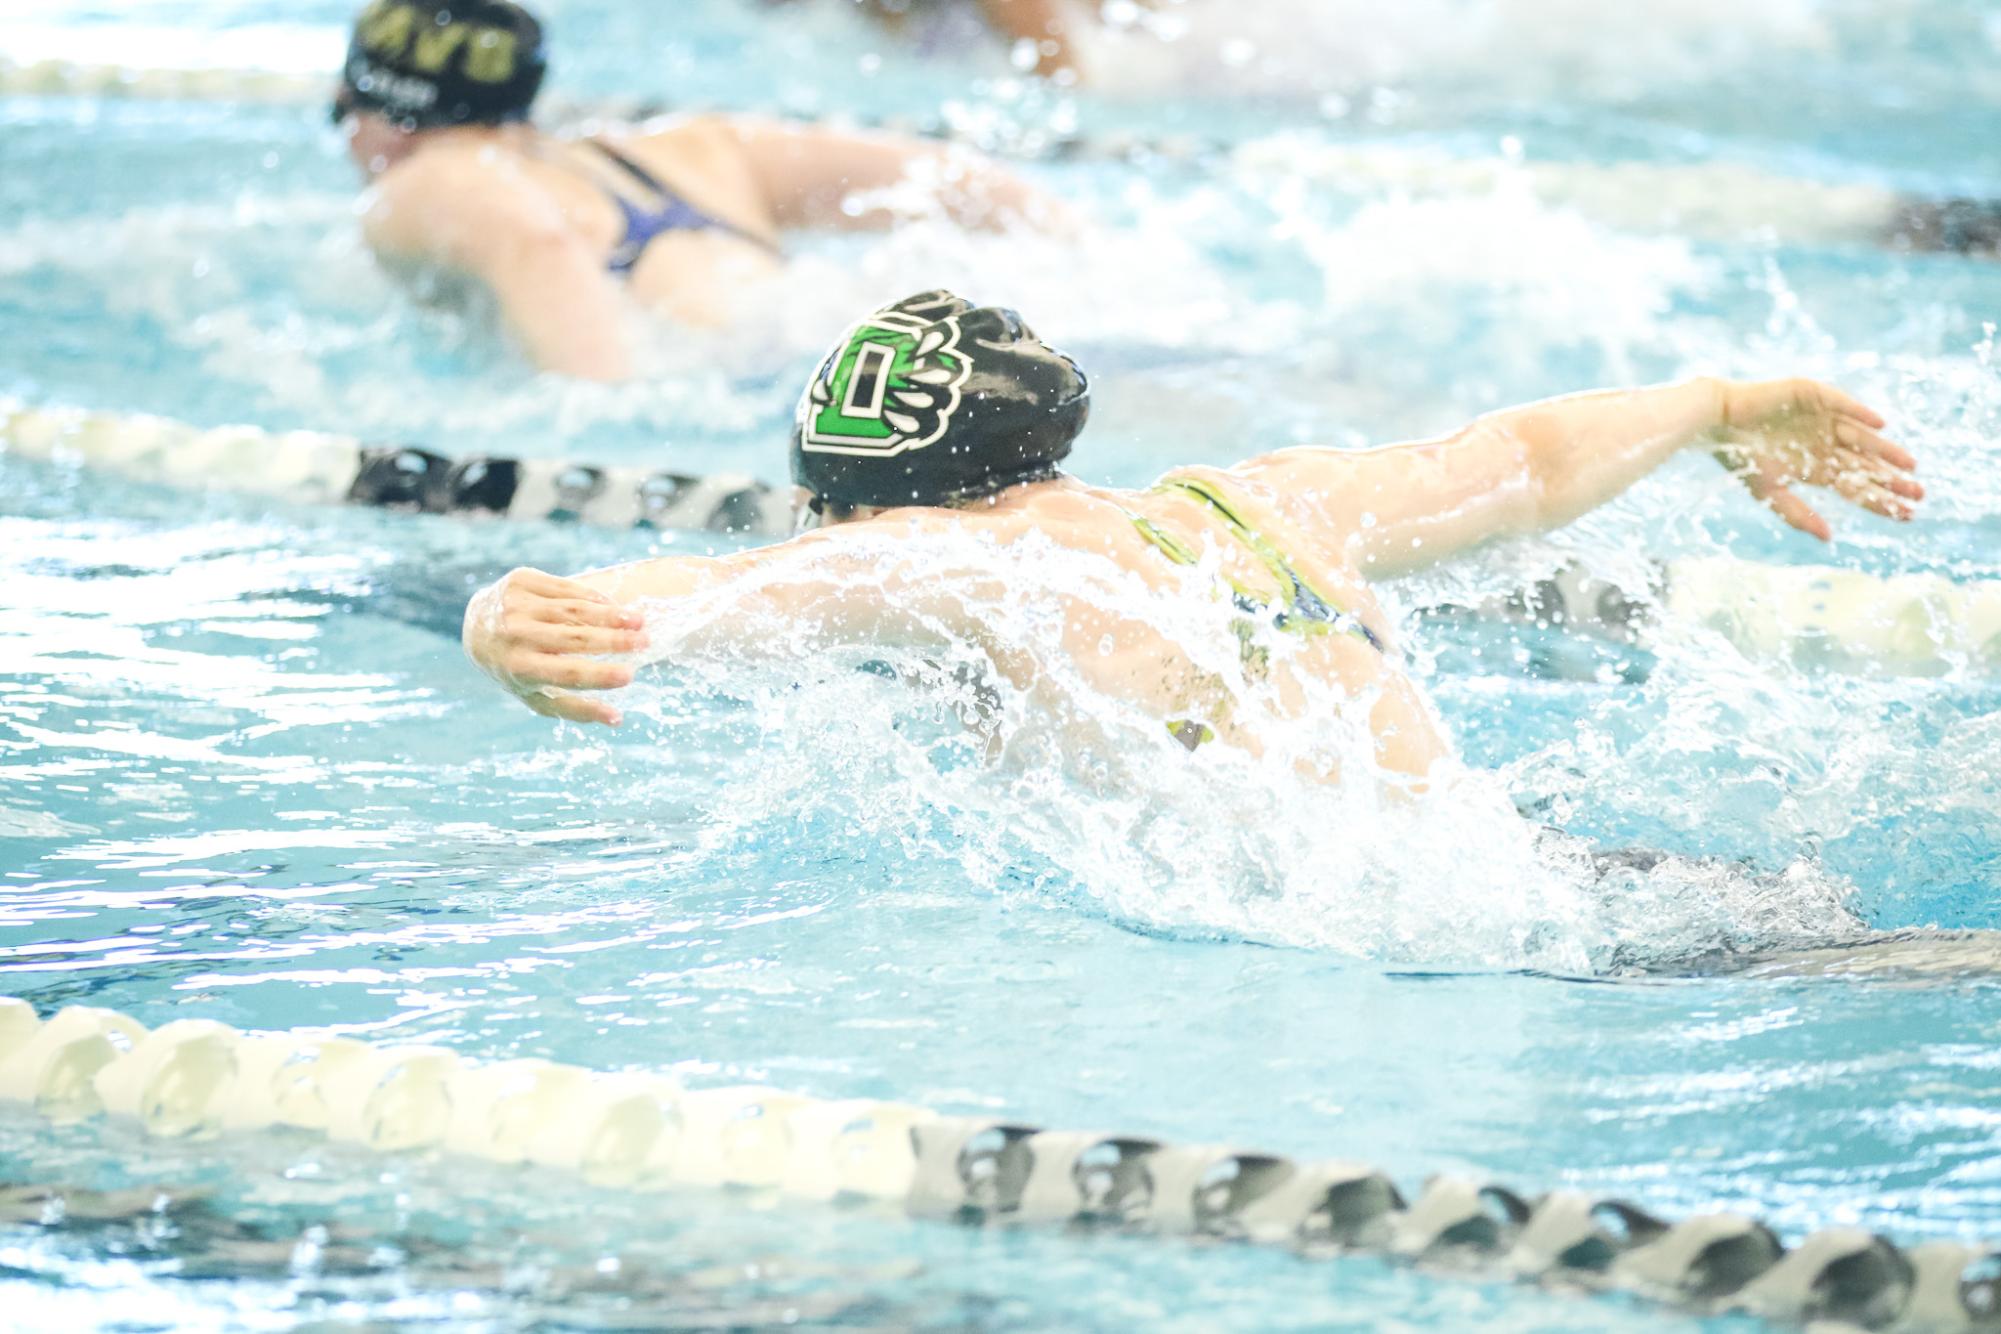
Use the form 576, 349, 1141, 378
587, 524, 1895, 975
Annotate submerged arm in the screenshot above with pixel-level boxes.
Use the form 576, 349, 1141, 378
724, 116, 1073, 233
463, 524, 999, 726
365, 160, 633, 381
1237, 377, 1919, 580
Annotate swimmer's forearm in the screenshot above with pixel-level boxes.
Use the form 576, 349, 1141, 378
574, 538, 955, 658
1334, 376, 1913, 570
580, 532, 992, 668
1254, 378, 1725, 577
367, 175, 633, 381
1494, 376, 1728, 531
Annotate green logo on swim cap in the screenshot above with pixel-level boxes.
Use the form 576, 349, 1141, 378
798, 309, 971, 458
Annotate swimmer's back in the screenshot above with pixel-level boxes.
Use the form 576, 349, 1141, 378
364, 117, 782, 316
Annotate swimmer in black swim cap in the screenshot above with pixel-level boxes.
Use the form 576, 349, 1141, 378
790, 291, 1090, 524
331, 3, 1076, 382
468, 292, 1919, 787
332, 0, 545, 133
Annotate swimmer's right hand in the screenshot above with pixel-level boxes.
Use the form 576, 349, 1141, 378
462, 568, 650, 728
1710, 378, 1921, 541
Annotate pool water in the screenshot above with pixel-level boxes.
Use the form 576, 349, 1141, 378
3, 0, 2001, 1328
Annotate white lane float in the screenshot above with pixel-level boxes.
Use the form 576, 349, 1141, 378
0, 998, 1990, 1330
0, 401, 787, 536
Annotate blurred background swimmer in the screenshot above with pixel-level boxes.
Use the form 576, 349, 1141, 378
335, 0, 1071, 381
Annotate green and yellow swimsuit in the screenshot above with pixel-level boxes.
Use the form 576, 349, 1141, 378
1124, 475, 1385, 750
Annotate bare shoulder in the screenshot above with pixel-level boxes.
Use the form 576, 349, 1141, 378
402, 136, 523, 187
845, 505, 1017, 543
372, 139, 530, 219
1219, 446, 1366, 500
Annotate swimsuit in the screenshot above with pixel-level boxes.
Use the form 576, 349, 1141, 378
1125, 474, 1384, 750
575, 140, 780, 277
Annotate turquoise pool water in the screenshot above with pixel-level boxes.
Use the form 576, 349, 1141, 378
3, 0, 2001, 1328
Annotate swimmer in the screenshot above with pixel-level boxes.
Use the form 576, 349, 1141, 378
461, 291, 1921, 784
334, 0, 1068, 380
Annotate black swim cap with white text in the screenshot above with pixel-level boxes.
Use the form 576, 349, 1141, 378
334, 0, 546, 131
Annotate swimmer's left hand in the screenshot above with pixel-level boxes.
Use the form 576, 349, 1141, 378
1710, 378, 1922, 541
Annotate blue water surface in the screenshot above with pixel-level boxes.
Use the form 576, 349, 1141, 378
3, 0, 2001, 1328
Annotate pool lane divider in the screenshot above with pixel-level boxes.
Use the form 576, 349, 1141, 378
0, 401, 790, 536
1442, 556, 2001, 676
0, 58, 328, 106
0, 999, 1995, 1331
6, 399, 1999, 676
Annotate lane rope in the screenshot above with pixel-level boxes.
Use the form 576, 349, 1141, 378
0, 401, 790, 537
0, 998, 1992, 1331
1451, 557, 2001, 675
0, 56, 328, 106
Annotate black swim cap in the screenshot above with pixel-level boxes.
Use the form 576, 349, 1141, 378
791, 292, 1090, 511
333, 0, 546, 131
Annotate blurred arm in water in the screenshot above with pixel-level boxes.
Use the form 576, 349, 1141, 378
461, 521, 1008, 728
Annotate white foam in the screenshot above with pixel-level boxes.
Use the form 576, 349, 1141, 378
598, 525, 1889, 974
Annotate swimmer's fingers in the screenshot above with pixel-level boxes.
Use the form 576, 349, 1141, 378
1834, 449, 1924, 500
1740, 462, 1832, 541
1834, 476, 1919, 522
502, 570, 645, 630
509, 653, 636, 693
531, 598, 646, 632
1833, 419, 1919, 475
519, 689, 622, 728
1817, 384, 1888, 431
502, 615, 648, 657
508, 567, 608, 602
1828, 454, 1924, 515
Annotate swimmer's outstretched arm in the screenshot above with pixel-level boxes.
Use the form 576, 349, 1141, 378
364, 155, 633, 381
462, 524, 998, 726
721, 117, 1075, 234
1236, 378, 1921, 580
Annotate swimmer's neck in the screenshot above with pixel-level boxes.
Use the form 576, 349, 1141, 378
419, 122, 539, 154
372, 122, 540, 176
828, 474, 1091, 527
963, 473, 1095, 513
